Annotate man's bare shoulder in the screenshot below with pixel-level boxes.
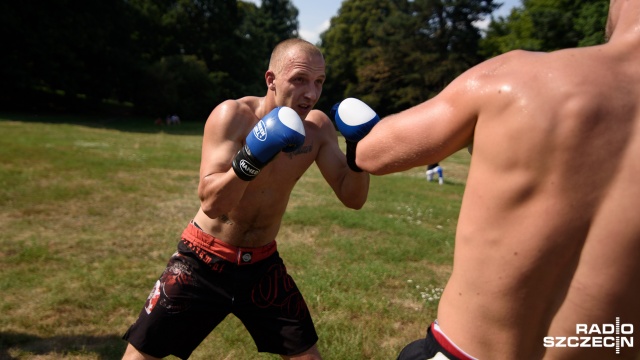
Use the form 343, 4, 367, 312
430, 50, 546, 120
211, 97, 259, 119
206, 98, 260, 127
236, 96, 262, 111
203, 98, 262, 142
305, 109, 331, 126
462, 50, 546, 85
486, 47, 608, 83
300, 109, 336, 145
305, 109, 336, 136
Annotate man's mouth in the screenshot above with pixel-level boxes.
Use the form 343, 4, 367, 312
295, 104, 313, 116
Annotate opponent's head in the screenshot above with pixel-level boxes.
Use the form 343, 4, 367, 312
266, 38, 326, 119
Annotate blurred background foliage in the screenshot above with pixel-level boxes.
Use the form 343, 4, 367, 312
1, 0, 608, 120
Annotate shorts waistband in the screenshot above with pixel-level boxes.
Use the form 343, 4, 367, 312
181, 221, 277, 265
431, 321, 478, 360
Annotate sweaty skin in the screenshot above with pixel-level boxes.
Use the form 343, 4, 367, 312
193, 49, 369, 249
356, 0, 640, 359
123, 41, 370, 360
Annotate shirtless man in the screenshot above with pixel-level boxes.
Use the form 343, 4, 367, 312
122, 38, 376, 360
350, 0, 640, 358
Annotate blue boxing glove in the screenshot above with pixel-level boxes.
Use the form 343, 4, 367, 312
332, 98, 380, 172
232, 106, 305, 181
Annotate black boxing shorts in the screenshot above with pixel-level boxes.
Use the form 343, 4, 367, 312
123, 221, 318, 359
397, 321, 478, 360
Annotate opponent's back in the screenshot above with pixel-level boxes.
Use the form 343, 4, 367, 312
441, 28, 640, 360
540, 46, 640, 359
355, 1, 640, 357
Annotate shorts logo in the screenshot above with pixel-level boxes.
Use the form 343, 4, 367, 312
543, 317, 634, 355
253, 120, 267, 141
144, 280, 161, 314
241, 252, 252, 263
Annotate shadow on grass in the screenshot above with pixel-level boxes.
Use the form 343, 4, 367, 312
0, 332, 126, 360
0, 112, 205, 136
0, 88, 207, 136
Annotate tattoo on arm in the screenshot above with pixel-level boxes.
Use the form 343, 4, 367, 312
287, 142, 313, 159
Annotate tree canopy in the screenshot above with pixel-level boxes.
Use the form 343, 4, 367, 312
1, 0, 298, 120
480, 0, 609, 57
1, 0, 609, 120
319, 0, 499, 115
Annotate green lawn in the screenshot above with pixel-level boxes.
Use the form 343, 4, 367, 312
0, 114, 469, 359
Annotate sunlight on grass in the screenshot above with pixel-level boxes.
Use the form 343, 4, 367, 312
0, 115, 469, 359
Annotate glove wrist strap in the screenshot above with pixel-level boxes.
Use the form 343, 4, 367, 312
345, 140, 363, 172
232, 145, 265, 181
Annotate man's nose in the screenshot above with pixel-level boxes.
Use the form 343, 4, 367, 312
304, 84, 320, 102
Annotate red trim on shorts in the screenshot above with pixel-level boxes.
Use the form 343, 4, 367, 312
181, 221, 277, 265
431, 322, 477, 360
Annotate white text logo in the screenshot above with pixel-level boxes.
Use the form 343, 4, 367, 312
239, 160, 259, 177
253, 120, 267, 141
543, 317, 634, 355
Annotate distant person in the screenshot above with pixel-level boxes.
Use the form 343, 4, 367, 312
122, 38, 378, 360
165, 114, 180, 125
426, 163, 443, 185
341, 0, 640, 358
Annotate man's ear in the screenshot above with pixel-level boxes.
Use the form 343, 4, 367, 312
265, 70, 276, 91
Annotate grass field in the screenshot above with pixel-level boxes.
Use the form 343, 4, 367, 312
0, 113, 470, 359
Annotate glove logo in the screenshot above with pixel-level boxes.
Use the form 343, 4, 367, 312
239, 159, 260, 177
253, 120, 268, 141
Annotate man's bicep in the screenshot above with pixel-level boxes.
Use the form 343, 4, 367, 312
408, 91, 477, 157
200, 138, 240, 179
199, 108, 245, 179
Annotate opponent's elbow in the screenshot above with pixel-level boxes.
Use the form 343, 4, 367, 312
355, 142, 386, 175
355, 156, 388, 176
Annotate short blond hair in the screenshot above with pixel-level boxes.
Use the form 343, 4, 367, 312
268, 38, 323, 75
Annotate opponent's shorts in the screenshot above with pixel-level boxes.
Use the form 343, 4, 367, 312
123, 221, 318, 359
397, 321, 478, 360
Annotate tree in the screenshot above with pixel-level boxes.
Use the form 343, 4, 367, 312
481, 0, 609, 57
234, 0, 301, 96
0, 0, 144, 110
259, 0, 300, 52
399, 0, 498, 104
575, 1, 609, 46
136, 55, 218, 120
318, 0, 399, 113
320, 0, 497, 115
1, 0, 301, 119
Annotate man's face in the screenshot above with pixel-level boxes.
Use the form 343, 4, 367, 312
272, 50, 326, 119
